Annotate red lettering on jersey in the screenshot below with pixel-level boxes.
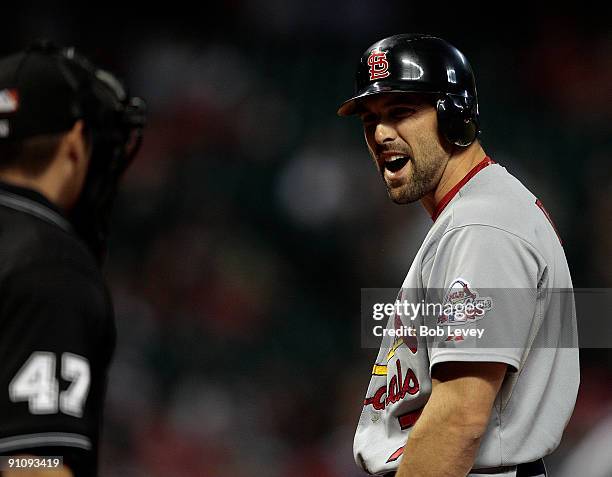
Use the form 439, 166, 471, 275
387, 373, 399, 404
364, 385, 386, 411
398, 407, 423, 430
367, 50, 390, 80
364, 360, 420, 410
386, 446, 404, 463
386, 359, 420, 406
402, 364, 419, 397
536, 198, 563, 245
445, 334, 465, 342
394, 315, 418, 353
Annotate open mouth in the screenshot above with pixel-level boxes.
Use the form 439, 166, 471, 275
384, 156, 410, 173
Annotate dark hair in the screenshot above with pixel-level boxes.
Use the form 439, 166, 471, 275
0, 132, 64, 176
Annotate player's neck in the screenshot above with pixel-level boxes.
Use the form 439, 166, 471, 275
421, 143, 487, 218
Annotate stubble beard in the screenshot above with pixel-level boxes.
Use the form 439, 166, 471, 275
386, 147, 447, 205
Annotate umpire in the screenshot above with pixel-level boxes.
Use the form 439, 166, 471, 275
0, 42, 145, 476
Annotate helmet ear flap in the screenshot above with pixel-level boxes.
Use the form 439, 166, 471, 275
436, 95, 479, 147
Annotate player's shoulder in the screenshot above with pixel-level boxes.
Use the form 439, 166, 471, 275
446, 163, 554, 245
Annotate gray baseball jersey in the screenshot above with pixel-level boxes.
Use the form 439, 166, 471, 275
354, 157, 579, 476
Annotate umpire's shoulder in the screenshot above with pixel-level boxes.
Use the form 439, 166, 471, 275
0, 205, 100, 281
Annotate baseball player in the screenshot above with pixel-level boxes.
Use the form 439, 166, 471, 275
0, 42, 145, 476
338, 34, 579, 476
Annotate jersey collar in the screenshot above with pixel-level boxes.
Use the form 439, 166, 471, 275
0, 181, 73, 232
431, 156, 495, 221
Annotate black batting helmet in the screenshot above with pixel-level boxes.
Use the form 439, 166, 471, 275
337, 34, 480, 147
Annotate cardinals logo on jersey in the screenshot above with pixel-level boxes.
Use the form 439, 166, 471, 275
367, 49, 390, 80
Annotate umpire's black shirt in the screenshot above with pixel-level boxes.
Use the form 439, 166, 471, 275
0, 182, 115, 476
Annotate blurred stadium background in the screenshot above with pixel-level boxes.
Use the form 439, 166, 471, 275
4, 3, 611, 476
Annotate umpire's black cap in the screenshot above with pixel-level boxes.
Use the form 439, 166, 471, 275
0, 42, 85, 141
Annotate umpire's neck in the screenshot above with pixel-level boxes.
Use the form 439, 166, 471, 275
421, 141, 487, 218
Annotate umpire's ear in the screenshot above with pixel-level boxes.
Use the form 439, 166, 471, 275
63, 120, 91, 165
57, 120, 91, 210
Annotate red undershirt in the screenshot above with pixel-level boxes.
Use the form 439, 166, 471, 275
430, 156, 495, 221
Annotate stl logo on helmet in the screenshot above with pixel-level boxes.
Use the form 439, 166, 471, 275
367, 49, 390, 81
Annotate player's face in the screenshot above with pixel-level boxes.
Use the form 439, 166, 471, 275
359, 93, 450, 204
